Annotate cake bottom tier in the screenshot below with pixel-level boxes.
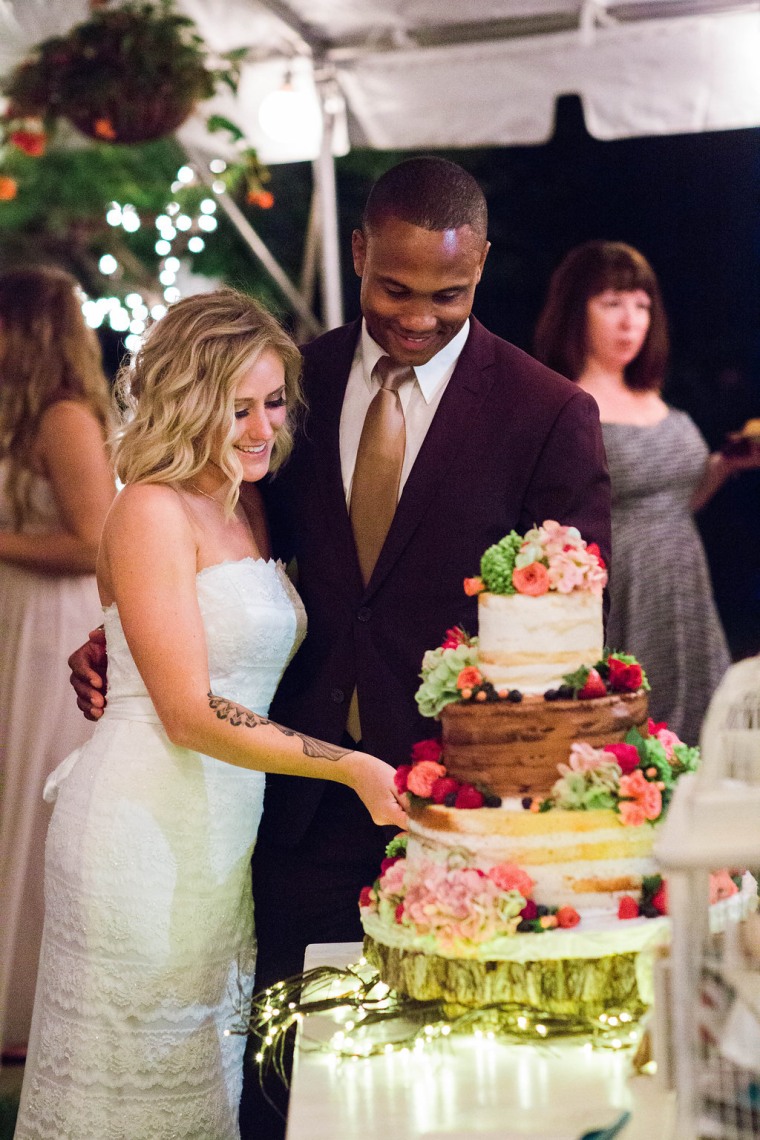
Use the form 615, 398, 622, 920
363, 934, 649, 1022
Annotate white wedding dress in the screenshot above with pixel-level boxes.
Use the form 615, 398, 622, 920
14, 558, 306, 1140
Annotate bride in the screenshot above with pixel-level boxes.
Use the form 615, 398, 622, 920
14, 290, 406, 1140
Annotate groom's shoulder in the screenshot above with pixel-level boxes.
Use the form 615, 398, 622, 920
299, 319, 361, 372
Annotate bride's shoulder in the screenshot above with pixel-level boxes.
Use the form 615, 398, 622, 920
103, 483, 191, 545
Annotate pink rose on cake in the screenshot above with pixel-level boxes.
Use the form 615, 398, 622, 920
456, 666, 483, 693
564, 741, 609, 773
406, 760, 447, 797
618, 769, 662, 824
378, 857, 407, 896
487, 862, 535, 897
403, 864, 524, 949
512, 562, 550, 596
647, 719, 681, 761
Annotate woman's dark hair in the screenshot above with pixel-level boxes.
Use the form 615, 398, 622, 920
534, 240, 669, 391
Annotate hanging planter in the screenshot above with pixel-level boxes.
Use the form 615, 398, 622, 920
2, 0, 241, 146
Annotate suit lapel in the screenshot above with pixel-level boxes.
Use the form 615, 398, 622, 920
366, 319, 498, 595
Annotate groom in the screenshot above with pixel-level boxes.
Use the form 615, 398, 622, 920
70, 158, 610, 1137
244, 158, 610, 1135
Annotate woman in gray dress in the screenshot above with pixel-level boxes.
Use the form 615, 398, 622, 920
534, 241, 759, 744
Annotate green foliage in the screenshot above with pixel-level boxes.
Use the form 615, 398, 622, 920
562, 663, 592, 694
0, 138, 184, 231
479, 531, 523, 594
385, 834, 408, 859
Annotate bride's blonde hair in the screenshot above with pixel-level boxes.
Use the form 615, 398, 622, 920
114, 289, 303, 515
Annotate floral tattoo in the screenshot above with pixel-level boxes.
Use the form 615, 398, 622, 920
208, 693, 352, 760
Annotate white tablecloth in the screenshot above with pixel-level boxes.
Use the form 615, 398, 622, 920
285, 943, 675, 1140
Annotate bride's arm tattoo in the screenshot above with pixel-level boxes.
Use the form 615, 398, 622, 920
208, 693, 352, 760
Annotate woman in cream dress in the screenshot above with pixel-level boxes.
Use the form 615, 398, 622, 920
0, 267, 115, 1058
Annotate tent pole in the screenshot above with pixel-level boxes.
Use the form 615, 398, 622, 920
182, 144, 323, 338
314, 77, 344, 330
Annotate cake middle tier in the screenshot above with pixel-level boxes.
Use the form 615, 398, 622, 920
440, 690, 649, 798
407, 802, 659, 916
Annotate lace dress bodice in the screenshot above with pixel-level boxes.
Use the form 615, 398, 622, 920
103, 556, 307, 720
15, 558, 307, 1140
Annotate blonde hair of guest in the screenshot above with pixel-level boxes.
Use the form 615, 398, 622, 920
0, 266, 112, 529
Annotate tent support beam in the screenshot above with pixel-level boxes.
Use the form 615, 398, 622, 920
183, 144, 324, 337
314, 73, 344, 330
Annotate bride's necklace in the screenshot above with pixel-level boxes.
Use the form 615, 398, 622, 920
188, 482, 225, 505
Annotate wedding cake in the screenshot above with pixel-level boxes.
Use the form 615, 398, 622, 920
359, 522, 720, 1023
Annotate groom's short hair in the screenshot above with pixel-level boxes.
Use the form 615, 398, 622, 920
362, 156, 488, 240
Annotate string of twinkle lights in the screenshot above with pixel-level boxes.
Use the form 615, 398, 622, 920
82, 158, 224, 349
226, 959, 644, 1086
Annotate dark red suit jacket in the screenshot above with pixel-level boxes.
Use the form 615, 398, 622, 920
260, 316, 611, 846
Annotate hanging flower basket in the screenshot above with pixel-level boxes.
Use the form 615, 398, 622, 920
65, 91, 198, 145
0, 1, 274, 209
3, 0, 230, 146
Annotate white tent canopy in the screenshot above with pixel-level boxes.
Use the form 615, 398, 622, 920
176, 0, 760, 151
4, 0, 760, 326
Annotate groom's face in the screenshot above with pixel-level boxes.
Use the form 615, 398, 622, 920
352, 216, 489, 367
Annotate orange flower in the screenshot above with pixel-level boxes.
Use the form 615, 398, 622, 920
406, 760, 446, 798
463, 576, 484, 596
488, 862, 535, 897
93, 118, 117, 140
709, 870, 739, 904
0, 176, 18, 201
456, 666, 482, 691
512, 561, 550, 596
619, 800, 646, 827
247, 189, 275, 208
9, 130, 46, 157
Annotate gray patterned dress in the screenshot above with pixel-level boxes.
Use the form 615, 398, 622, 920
602, 409, 730, 745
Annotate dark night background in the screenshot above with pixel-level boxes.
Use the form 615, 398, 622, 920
328, 95, 760, 662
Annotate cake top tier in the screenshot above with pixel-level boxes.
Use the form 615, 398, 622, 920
466, 520, 607, 600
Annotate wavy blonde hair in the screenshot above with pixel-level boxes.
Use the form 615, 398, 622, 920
114, 289, 304, 515
0, 266, 112, 528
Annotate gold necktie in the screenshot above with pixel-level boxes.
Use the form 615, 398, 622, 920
349, 356, 412, 586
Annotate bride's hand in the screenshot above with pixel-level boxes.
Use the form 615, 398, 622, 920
345, 754, 408, 828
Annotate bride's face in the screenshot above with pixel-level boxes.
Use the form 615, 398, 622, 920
228, 349, 288, 482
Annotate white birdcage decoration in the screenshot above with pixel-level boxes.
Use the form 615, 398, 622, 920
655, 656, 760, 1140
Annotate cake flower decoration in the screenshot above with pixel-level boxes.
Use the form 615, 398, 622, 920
479, 520, 607, 598
546, 723, 699, 823
359, 837, 582, 947
394, 738, 500, 809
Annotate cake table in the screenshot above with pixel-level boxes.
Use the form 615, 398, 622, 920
284, 943, 675, 1140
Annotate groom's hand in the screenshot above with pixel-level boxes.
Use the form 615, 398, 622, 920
68, 627, 108, 721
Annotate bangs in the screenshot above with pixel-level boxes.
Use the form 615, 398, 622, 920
591, 255, 656, 297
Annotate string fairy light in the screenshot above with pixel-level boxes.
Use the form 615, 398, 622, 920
238, 961, 648, 1087
89, 155, 232, 346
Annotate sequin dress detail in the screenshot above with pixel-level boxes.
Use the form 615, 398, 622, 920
14, 558, 306, 1140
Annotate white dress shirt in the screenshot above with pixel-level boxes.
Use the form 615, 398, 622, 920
339, 319, 471, 505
